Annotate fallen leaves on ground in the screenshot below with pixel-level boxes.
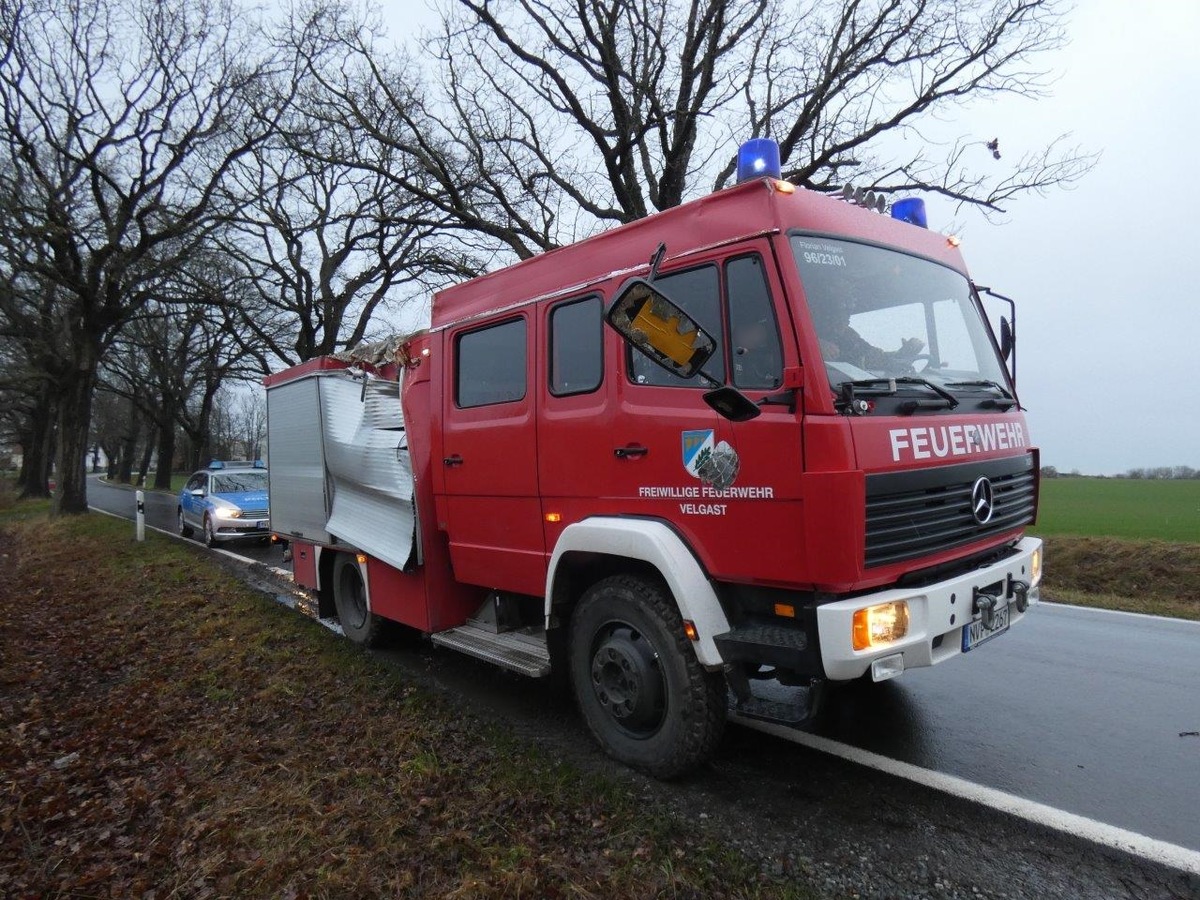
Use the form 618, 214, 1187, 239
0, 515, 797, 899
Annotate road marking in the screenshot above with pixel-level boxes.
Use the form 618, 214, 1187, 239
729, 714, 1200, 877
1041, 600, 1200, 628
88, 503, 277, 567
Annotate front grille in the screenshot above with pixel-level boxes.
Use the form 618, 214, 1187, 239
239, 508, 269, 520
865, 456, 1036, 568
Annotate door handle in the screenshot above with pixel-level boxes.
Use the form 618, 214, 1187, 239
443, 454, 464, 466
613, 445, 648, 459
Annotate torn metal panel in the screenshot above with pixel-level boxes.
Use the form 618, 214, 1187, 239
320, 373, 415, 572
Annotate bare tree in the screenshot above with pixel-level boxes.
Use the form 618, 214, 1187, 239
229, 388, 267, 461
212, 3, 473, 369
0, 0, 283, 513
343, 0, 1094, 259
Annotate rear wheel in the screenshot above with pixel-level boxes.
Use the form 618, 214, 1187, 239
569, 574, 725, 778
178, 508, 193, 538
332, 553, 386, 647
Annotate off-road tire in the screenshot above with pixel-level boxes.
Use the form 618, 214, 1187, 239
569, 574, 726, 778
178, 508, 193, 538
332, 553, 386, 647
202, 515, 217, 548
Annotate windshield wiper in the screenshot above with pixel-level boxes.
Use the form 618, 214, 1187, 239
945, 379, 1013, 398
836, 377, 958, 415
945, 379, 1019, 409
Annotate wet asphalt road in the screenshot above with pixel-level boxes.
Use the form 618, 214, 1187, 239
88, 475, 1200, 856
92, 476, 283, 568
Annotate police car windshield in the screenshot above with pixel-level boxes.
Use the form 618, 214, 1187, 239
213, 471, 268, 493
791, 236, 1009, 391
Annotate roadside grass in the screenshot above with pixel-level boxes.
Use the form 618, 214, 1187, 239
1033, 478, 1200, 542
1040, 535, 1199, 621
99, 472, 188, 493
0, 509, 813, 899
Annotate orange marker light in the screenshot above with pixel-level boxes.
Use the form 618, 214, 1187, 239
356, 553, 368, 564
545, 512, 562, 523
947, 235, 962, 248
852, 601, 910, 651
774, 603, 796, 618
683, 620, 699, 642
772, 179, 796, 194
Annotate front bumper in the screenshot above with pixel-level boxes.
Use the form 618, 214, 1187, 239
817, 536, 1042, 681
212, 518, 271, 540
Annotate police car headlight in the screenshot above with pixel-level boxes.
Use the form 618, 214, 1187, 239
1030, 546, 1042, 587
852, 601, 910, 651
214, 507, 242, 519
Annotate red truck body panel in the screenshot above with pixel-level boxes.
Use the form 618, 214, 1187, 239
271, 177, 1035, 633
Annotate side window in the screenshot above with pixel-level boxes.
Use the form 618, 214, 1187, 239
549, 296, 602, 396
628, 264, 724, 387
727, 255, 784, 389
455, 318, 527, 408
186, 474, 205, 492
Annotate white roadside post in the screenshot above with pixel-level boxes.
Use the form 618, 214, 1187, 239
135, 490, 145, 542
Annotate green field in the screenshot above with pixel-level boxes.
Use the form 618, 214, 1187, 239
1033, 478, 1200, 542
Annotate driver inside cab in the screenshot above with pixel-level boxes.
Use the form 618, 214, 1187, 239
810, 290, 925, 372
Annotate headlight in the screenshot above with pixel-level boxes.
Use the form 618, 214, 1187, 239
214, 507, 242, 519
1030, 546, 1042, 587
852, 601, 910, 651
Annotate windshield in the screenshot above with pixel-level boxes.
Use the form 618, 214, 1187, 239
213, 471, 268, 493
791, 236, 1008, 391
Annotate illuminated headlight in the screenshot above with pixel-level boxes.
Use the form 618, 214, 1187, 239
852, 600, 910, 651
1030, 546, 1042, 587
214, 507, 242, 519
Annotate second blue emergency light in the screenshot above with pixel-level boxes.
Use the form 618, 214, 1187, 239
890, 197, 928, 228
736, 138, 781, 183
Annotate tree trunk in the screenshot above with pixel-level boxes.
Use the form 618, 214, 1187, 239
136, 439, 154, 487
153, 417, 177, 491
53, 364, 98, 515
117, 398, 139, 483
17, 386, 55, 499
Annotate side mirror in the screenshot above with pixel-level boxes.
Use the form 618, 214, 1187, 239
190, 489, 205, 497
606, 278, 717, 379
999, 316, 1014, 361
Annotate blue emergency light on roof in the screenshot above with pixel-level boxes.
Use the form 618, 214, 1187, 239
736, 138, 781, 183
208, 460, 225, 469
890, 197, 928, 228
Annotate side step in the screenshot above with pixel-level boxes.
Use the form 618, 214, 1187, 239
728, 691, 811, 726
430, 624, 551, 678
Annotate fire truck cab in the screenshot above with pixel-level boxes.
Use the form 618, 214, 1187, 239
266, 160, 1042, 778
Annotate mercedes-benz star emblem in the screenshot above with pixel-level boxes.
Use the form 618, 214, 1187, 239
971, 476, 995, 525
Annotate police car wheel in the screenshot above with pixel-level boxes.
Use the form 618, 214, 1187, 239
569, 574, 725, 779
202, 515, 217, 548
331, 553, 386, 647
178, 508, 193, 539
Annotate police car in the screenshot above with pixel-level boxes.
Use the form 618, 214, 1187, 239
177, 460, 270, 547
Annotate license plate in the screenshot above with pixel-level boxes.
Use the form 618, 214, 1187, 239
962, 603, 1010, 652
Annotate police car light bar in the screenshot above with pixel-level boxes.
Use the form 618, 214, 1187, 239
736, 138, 781, 183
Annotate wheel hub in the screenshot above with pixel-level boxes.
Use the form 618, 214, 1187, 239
590, 626, 663, 733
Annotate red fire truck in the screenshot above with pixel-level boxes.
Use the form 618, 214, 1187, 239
265, 143, 1042, 777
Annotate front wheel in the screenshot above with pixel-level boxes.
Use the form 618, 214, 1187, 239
332, 553, 386, 647
202, 515, 217, 548
569, 574, 725, 778
178, 508, 193, 538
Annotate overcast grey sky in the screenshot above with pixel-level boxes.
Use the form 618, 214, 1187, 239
390, 1, 1197, 475
930, 1, 1200, 474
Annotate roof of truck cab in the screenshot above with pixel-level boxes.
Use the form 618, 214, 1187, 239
430, 178, 968, 329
